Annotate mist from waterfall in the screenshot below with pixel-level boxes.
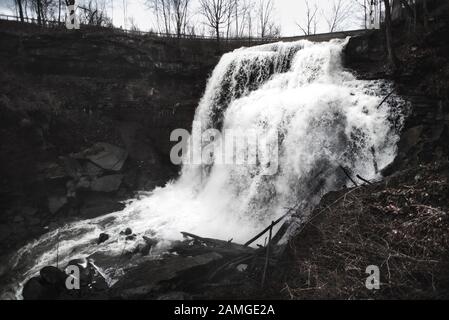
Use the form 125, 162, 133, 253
1, 38, 405, 299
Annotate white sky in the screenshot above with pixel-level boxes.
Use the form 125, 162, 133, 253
0, 0, 365, 36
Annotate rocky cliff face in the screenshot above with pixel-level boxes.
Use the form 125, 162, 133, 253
0, 21, 248, 258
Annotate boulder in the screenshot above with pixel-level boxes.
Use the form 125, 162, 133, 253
21, 207, 38, 217
157, 292, 191, 300
62, 157, 83, 178
79, 197, 125, 219
48, 196, 67, 214
84, 162, 104, 177
90, 174, 123, 193
72, 143, 128, 171
13, 215, 24, 223
27, 217, 41, 226
36, 161, 67, 181
40, 266, 66, 287
125, 235, 136, 241
98, 233, 110, 244
110, 253, 223, 299
399, 125, 424, 154
22, 277, 58, 300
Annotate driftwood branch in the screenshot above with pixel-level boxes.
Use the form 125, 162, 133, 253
339, 165, 358, 187
377, 90, 395, 109
356, 174, 373, 185
261, 221, 274, 288
243, 211, 290, 247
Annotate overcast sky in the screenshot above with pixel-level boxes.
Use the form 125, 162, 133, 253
0, 0, 365, 36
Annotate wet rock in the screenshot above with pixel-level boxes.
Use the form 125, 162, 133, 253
0, 225, 12, 241
125, 234, 136, 241
79, 197, 125, 219
27, 217, 41, 226
76, 177, 91, 189
98, 233, 110, 244
40, 266, 66, 287
21, 207, 38, 217
84, 162, 104, 177
143, 235, 158, 247
110, 253, 224, 299
67, 258, 88, 269
236, 264, 248, 272
157, 292, 192, 300
90, 174, 123, 193
121, 227, 132, 235
48, 196, 67, 214
22, 277, 58, 300
13, 215, 24, 223
399, 125, 424, 154
72, 143, 128, 171
62, 157, 83, 178
36, 161, 67, 180
138, 237, 158, 256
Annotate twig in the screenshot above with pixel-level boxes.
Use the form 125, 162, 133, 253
356, 174, 373, 185
370, 146, 379, 174
244, 211, 290, 247
377, 90, 395, 109
56, 230, 60, 269
261, 221, 274, 288
339, 165, 358, 187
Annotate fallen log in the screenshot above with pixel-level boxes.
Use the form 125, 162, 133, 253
171, 232, 255, 257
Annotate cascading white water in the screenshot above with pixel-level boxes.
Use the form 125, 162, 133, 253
1, 38, 405, 299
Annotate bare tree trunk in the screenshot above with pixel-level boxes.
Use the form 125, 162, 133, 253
16, 0, 25, 22
383, 0, 398, 70
364, 0, 367, 29
216, 23, 220, 43
37, 0, 42, 25
58, 0, 62, 24
235, 0, 238, 37
423, 0, 429, 31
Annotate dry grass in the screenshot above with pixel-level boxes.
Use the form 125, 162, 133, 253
281, 162, 449, 299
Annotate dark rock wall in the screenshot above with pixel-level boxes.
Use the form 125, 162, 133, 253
344, 24, 449, 174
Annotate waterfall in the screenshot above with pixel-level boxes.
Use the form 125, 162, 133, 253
0, 38, 405, 299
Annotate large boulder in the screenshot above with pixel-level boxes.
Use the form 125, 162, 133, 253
22, 276, 58, 300
48, 195, 67, 214
40, 266, 66, 287
72, 143, 128, 171
90, 174, 123, 193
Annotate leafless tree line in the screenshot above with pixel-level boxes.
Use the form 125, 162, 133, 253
296, 0, 361, 35
145, 0, 280, 42
10, 0, 112, 26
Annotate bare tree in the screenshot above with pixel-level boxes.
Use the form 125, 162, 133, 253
78, 0, 111, 26
172, 0, 190, 37
146, 0, 172, 34
296, 0, 318, 35
233, 0, 252, 37
324, 0, 352, 32
353, 0, 368, 29
257, 0, 274, 38
199, 0, 229, 43
224, 0, 236, 39
383, 0, 398, 69
15, 0, 25, 22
